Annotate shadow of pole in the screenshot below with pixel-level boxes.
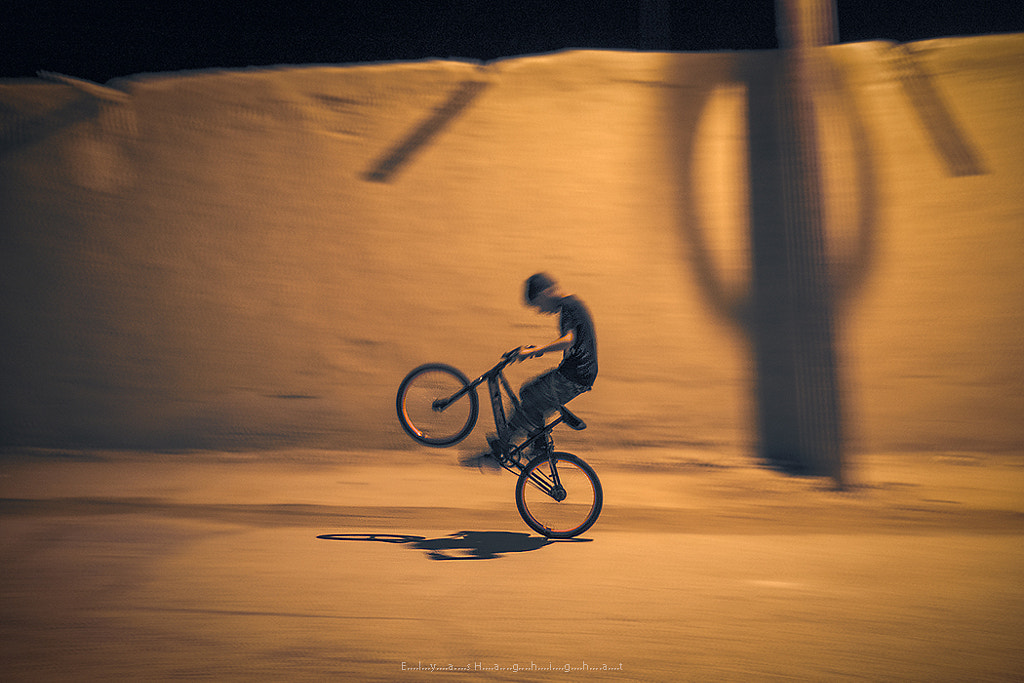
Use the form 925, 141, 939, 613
671, 0, 879, 488
746, 48, 844, 482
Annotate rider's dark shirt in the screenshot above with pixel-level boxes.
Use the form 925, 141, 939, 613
558, 295, 598, 387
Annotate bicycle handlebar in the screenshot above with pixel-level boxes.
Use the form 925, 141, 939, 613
493, 345, 548, 375
501, 345, 546, 364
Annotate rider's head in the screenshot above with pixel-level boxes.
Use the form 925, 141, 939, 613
524, 272, 561, 313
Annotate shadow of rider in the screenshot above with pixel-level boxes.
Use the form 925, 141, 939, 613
317, 530, 589, 560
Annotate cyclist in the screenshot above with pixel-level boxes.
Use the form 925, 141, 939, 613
464, 272, 598, 468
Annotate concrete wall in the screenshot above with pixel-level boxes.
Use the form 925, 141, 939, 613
1, 35, 1021, 459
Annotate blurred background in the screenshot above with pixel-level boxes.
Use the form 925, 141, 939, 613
3, 0, 1023, 81
1, 2, 1021, 468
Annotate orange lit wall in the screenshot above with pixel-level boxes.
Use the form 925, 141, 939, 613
1, 36, 1021, 458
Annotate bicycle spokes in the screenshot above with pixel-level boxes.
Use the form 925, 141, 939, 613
397, 364, 478, 446
516, 454, 601, 538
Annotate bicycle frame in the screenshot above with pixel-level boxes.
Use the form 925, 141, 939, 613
399, 349, 601, 537
434, 348, 573, 493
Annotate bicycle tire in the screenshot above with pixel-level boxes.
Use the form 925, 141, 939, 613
515, 452, 602, 538
396, 363, 479, 447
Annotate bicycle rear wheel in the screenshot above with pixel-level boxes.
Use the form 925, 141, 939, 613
515, 452, 602, 538
397, 363, 478, 447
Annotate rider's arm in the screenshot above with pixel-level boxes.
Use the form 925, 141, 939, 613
519, 329, 574, 361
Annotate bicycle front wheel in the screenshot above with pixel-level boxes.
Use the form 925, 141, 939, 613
516, 452, 602, 538
397, 363, 478, 447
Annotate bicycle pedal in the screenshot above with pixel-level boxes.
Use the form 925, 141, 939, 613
528, 434, 553, 457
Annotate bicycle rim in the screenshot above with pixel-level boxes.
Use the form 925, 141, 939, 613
516, 453, 602, 538
397, 365, 477, 446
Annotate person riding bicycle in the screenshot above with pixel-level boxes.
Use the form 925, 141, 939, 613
465, 272, 598, 468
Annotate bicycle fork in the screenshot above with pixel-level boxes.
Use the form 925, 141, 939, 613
525, 459, 567, 501
504, 437, 566, 502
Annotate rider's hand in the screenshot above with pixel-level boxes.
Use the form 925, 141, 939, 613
517, 345, 540, 361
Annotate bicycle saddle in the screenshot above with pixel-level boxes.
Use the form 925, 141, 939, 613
559, 406, 586, 431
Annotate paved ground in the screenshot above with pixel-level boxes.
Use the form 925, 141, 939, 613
2, 449, 1022, 681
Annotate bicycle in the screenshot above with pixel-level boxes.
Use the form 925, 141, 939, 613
396, 348, 603, 538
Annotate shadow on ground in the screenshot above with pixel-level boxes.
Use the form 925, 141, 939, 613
317, 530, 591, 560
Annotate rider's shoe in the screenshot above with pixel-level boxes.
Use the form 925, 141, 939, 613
459, 436, 504, 472
459, 450, 503, 471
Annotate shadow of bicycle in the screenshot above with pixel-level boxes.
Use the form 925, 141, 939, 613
317, 530, 591, 561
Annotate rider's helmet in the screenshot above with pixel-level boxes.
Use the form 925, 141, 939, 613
524, 272, 556, 305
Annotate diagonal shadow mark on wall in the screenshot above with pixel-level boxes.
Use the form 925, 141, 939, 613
889, 44, 987, 177
362, 79, 489, 183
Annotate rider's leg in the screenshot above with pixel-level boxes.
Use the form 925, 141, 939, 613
473, 370, 582, 470
507, 369, 587, 447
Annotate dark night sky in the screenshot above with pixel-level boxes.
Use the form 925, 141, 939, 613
2, 0, 1022, 83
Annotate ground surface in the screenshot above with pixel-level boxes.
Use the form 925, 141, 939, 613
2, 449, 1022, 681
